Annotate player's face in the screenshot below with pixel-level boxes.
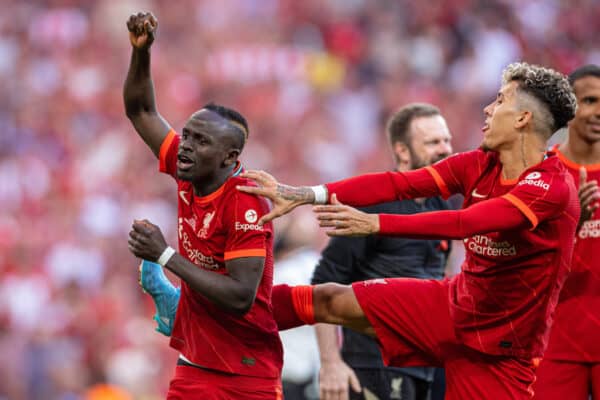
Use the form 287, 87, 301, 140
177, 110, 232, 182
569, 76, 600, 144
481, 81, 520, 151
409, 115, 453, 168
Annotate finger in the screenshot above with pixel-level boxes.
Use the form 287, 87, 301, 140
330, 193, 342, 205
326, 228, 354, 237
314, 205, 347, 213
579, 180, 598, 193
579, 167, 588, 187
257, 211, 280, 226
580, 190, 600, 207
240, 170, 274, 185
316, 211, 347, 221
348, 371, 362, 393
127, 15, 136, 31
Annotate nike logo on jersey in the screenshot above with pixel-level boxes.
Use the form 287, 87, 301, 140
179, 190, 190, 206
471, 189, 487, 198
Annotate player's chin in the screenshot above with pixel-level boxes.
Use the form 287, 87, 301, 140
176, 168, 194, 181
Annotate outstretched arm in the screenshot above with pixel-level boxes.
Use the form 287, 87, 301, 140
315, 196, 530, 239
123, 12, 171, 157
237, 167, 440, 225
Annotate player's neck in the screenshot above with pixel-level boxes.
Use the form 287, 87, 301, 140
498, 137, 546, 180
192, 166, 234, 197
558, 129, 600, 165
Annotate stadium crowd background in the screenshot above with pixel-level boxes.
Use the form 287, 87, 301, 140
1, 0, 599, 399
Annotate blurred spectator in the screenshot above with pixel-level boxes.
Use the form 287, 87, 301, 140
0, 0, 598, 398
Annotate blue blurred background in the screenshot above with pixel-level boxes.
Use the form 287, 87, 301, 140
1, 0, 599, 399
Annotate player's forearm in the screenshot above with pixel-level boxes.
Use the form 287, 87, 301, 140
123, 47, 157, 118
315, 323, 342, 363
325, 169, 441, 207
164, 253, 256, 315
379, 197, 529, 239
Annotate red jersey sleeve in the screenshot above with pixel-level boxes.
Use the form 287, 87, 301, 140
427, 150, 489, 198
502, 170, 571, 229
223, 191, 272, 261
324, 150, 486, 206
158, 129, 179, 179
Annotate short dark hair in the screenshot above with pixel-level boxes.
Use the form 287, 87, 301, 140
569, 64, 600, 86
502, 62, 577, 136
386, 103, 441, 146
202, 102, 249, 141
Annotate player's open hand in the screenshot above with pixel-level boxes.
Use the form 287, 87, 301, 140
127, 11, 157, 49
128, 219, 169, 261
237, 170, 315, 225
319, 359, 362, 400
314, 194, 380, 237
578, 167, 599, 227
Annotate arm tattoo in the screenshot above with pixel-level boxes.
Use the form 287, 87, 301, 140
276, 185, 315, 203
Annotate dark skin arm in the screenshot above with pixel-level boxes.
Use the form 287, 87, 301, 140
123, 11, 171, 157
128, 220, 265, 315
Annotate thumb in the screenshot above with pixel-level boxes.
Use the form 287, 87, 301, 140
348, 370, 362, 393
580, 167, 588, 186
330, 193, 342, 205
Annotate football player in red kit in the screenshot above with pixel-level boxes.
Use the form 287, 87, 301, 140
124, 12, 282, 400
533, 65, 600, 400
239, 63, 579, 400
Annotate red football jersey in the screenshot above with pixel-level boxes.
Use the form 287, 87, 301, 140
158, 130, 283, 378
543, 146, 600, 362
327, 149, 579, 359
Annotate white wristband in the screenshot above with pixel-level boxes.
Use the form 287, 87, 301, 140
157, 246, 176, 267
310, 185, 328, 204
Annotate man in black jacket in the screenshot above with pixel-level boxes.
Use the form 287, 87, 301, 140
312, 103, 455, 400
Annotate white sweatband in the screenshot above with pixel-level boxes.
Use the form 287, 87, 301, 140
157, 246, 176, 266
310, 185, 328, 204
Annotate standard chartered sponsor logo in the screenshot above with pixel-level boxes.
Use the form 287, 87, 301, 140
466, 235, 517, 257
235, 221, 263, 232
579, 219, 600, 239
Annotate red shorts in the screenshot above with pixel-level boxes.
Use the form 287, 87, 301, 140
167, 365, 282, 400
352, 278, 537, 400
533, 359, 600, 400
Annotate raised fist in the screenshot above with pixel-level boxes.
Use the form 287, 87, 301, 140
127, 11, 157, 49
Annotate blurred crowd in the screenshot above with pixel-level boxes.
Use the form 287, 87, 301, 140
1, 0, 599, 399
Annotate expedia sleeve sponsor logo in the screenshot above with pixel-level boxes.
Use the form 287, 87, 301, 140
235, 221, 263, 232
579, 219, 600, 239
518, 179, 550, 190
465, 235, 517, 257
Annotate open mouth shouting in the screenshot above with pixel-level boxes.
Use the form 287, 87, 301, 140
177, 153, 195, 171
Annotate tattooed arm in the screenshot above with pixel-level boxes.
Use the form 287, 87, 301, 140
237, 170, 323, 225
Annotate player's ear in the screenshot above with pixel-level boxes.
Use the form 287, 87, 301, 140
223, 148, 240, 167
515, 110, 532, 130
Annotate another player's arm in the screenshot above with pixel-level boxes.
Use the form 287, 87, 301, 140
128, 219, 263, 315
123, 11, 171, 157
237, 167, 445, 225
314, 195, 532, 239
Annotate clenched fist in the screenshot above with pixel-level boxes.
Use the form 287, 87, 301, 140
128, 219, 169, 261
127, 11, 158, 50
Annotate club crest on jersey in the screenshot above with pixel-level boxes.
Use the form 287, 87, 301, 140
245, 209, 258, 223
199, 211, 216, 239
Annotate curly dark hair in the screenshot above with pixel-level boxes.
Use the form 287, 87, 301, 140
502, 62, 577, 136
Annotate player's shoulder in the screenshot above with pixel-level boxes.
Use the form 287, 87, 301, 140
225, 175, 270, 206
517, 154, 574, 196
